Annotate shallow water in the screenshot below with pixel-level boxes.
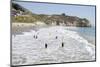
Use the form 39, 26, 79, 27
12, 26, 95, 65
65, 27, 95, 45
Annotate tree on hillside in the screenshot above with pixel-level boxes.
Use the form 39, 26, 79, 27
61, 13, 66, 16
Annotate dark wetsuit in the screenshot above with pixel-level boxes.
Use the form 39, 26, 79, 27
33, 35, 38, 39
45, 43, 47, 48
55, 36, 58, 39
62, 42, 64, 47
36, 35, 38, 39
33, 35, 35, 38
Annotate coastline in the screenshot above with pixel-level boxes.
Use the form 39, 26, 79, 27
12, 23, 95, 45
12, 24, 95, 65
12, 22, 48, 34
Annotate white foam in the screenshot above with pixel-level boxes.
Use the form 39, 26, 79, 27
12, 26, 95, 65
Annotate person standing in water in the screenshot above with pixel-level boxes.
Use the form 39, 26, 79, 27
55, 36, 58, 39
45, 43, 47, 48
33, 35, 35, 38
33, 35, 38, 39
62, 42, 64, 47
36, 35, 38, 39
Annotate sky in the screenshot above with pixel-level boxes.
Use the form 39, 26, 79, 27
13, 1, 96, 26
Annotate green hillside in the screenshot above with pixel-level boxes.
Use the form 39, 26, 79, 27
11, 2, 91, 27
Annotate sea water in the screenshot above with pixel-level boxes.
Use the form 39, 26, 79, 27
12, 26, 95, 65
66, 26, 96, 45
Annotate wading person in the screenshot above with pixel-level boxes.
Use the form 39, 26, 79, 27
62, 42, 64, 47
36, 35, 38, 39
55, 36, 58, 39
45, 43, 47, 48
33, 35, 35, 38
33, 35, 38, 39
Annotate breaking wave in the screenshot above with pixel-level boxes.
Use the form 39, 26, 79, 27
12, 26, 95, 65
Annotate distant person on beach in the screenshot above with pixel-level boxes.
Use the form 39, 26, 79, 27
33, 35, 38, 39
33, 35, 35, 38
36, 35, 38, 39
62, 42, 64, 47
45, 43, 47, 48
55, 36, 58, 39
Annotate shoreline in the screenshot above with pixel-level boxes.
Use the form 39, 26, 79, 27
12, 23, 95, 45
12, 23, 48, 34
12, 26, 95, 65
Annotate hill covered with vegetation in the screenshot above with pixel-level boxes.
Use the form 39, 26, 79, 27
11, 2, 91, 27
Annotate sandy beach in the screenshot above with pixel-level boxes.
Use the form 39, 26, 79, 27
12, 23, 48, 34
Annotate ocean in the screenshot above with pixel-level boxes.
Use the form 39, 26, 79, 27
12, 26, 95, 65
66, 26, 96, 45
